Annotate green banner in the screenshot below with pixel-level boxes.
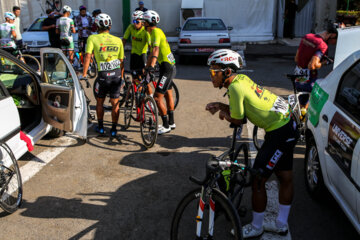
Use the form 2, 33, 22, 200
308, 83, 329, 127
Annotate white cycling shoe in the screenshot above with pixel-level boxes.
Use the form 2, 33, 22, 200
263, 220, 288, 235
242, 224, 264, 238
169, 123, 176, 129
158, 125, 171, 135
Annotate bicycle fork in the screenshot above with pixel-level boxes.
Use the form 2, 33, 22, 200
196, 187, 216, 238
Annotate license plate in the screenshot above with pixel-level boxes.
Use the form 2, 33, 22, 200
195, 48, 215, 53
29, 48, 39, 52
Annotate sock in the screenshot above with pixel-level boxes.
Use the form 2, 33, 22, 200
98, 120, 103, 128
161, 115, 169, 128
276, 204, 291, 227
251, 211, 264, 229
111, 122, 117, 131
168, 110, 174, 125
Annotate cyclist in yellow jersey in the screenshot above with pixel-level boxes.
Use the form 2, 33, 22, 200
122, 10, 150, 82
205, 49, 299, 238
82, 13, 124, 137
143, 10, 176, 135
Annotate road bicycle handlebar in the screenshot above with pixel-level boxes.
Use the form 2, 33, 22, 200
78, 75, 91, 88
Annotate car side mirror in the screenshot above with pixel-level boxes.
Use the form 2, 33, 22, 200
176, 27, 181, 32
227, 26, 233, 31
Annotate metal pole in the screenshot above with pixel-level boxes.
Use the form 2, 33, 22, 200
346, 0, 350, 15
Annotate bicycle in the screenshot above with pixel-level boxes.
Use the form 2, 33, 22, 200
78, 76, 95, 123
171, 124, 256, 240
121, 71, 159, 148
253, 73, 310, 150
0, 141, 22, 213
73, 51, 97, 78
1, 45, 41, 73
45, 0, 62, 12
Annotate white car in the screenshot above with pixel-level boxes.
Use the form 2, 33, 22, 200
305, 26, 360, 233
0, 48, 87, 162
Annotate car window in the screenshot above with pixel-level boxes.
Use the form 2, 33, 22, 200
183, 19, 226, 31
0, 56, 29, 90
28, 18, 45, 31
335, 60, 360, 124
43, 53, 74, 87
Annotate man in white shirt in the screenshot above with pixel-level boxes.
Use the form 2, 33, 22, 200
12, 6, 22, 48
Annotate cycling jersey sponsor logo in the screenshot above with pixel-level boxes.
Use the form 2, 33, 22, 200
254, 84, 264, 98
99, 46, 119, 52
266, 150, 283, 170
220, 56, 237, 62
158, 76, 167, 89
132, 36, 143, 42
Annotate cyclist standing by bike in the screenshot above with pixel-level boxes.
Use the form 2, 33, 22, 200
0, 12, 17, 53
82, 13, 124, 137
56, 5, 76, 63
143, 10, 176, 134
122, 11, 150, 87
206, 49, 299, 238
294, 22, 340, 109
75, 5, 92, 53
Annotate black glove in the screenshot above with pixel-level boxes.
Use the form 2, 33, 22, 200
145, 66, 155, 74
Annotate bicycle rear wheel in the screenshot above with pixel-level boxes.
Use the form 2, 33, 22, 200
140, 96, 158, 148
20, 54, 40, 73
87, 57, 97, 78
170, 82, 180, 110
171, 188, 242, 240
0, 142, 22, 213
253, 126, 266, 151
121, 81, 135, 129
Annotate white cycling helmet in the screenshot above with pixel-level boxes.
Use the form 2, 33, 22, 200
207, 49, 243, 71
4, 12, 15, 20
143, 10, 160, 25
62, 5, 72, 13
95, 13, 112, 29
132, 10, 144, 20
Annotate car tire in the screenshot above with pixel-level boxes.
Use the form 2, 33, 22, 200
47, 127, 64, 138
304, 136, 326, 199
179, 55, 188, 64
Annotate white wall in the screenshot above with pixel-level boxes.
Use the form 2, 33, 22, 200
314, 0, 337, 33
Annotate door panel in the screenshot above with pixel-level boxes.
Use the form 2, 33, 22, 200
40, 48, 87, 137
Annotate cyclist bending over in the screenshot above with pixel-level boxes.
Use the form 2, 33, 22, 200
206, 49, 299, 238
56, 5, 76, 63
143, 10, 176, 134
122, 11, 150, 88
82, 13, 124, 137
0, 12, 24, 62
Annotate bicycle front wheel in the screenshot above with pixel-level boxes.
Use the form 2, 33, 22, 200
0, 142, 22, 213
253, 126, 266, 151
20, 54, 41, 73
87, 57, 97, 78
171, 188, 242, 240
121, 81, 135, 129
140, 96, 158, 148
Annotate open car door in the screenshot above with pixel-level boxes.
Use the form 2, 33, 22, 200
40, 48, 87, 138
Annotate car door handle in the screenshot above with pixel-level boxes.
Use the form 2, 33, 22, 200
322, 114, 328, 122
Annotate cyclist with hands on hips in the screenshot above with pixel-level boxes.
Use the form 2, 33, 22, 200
206, 49, 299, 238
82, 13, 124, 138
143, 10, 176, 135
56, 5, 76, 63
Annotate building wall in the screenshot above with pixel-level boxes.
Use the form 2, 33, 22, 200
314, 0, 337, 33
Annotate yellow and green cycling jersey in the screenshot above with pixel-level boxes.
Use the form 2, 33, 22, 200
228, 74, 290, 132
86, 32, 124, 72
123, 24, 150, 56
150, 28, 175, 65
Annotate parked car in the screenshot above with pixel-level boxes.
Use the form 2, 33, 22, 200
305, 26, 360, 233
0, 48, 87, 162
176, 17, 232, 62
22, 10, 87, 56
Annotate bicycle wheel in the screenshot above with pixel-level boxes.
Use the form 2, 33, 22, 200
20, 54, 40, 73
140, 96, 158, 148
171, 188, 242, 240
0, 142, 22, 213
170, 82, 180, 110
121, 81, 134, 129
54, 0, 62, 11
87, 57, 97, 78
253, 126, 266, 151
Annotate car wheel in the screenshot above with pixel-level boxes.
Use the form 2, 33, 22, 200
179, 55, 188, 64
47, 127, 64, 138
304, 137, 326, 199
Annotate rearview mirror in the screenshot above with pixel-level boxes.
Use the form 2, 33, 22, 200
227, 26, 233, 31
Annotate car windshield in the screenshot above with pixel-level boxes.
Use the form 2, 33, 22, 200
183, 19, 226, 31
28, 18, 46, 31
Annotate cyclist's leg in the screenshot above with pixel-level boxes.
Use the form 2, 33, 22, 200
109, 69, 123, 134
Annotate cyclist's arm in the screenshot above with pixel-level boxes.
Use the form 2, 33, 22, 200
295, 49, 299, 64
219, 110, 244, 125
308, 55, 321, 70
206, 102, 229, 115
82, 53, 91, 77
11, 29, 16, 39
71, 21, 76, 34
147, 46, 159, 67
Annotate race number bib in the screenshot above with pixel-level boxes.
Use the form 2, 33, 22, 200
294, 66, 310, 83
167, 53, 175, 64
271, 97, 289, 116
99, 59, 121, 71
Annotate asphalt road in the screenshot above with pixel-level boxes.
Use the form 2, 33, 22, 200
0, 44, 358, 240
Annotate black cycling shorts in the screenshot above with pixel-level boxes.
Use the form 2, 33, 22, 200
94, 68, 122, 99
130, 53, 146, 72
156, 62, 176, 94
253, 119, 299, 178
